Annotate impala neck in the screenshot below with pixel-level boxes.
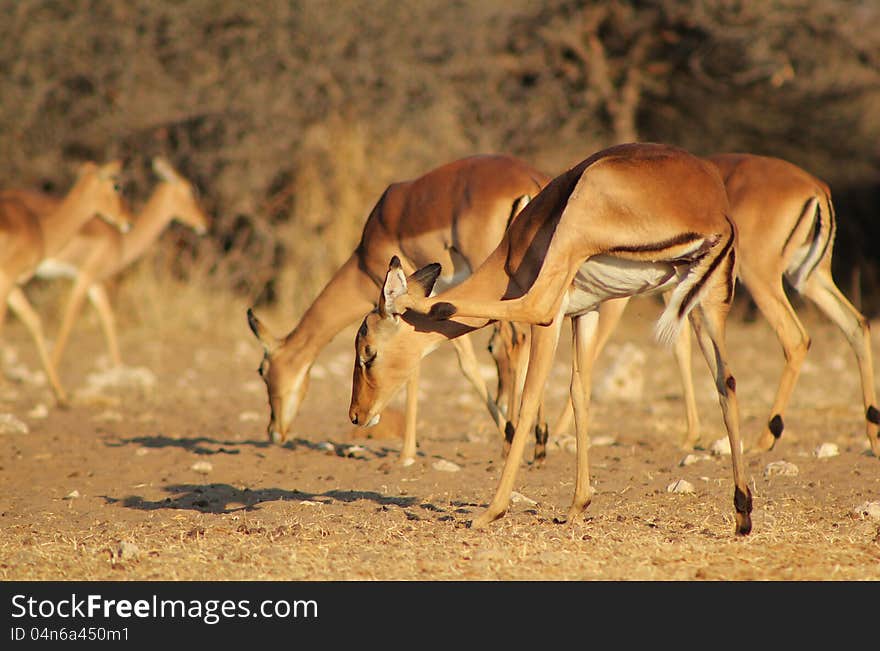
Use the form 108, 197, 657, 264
40, 176, 103, 255
118, 186, 176, 270
282, 253, 378, 358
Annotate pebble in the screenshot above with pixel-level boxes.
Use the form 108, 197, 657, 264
510, 491, 537, 506
64, 490, 80, 500
0, 413, 29, 434
680, 453, 711, 466
344, 445, 369, 459
117, 541, 140, 560
667, 479, 695, 494
851, 502, 880, 521
27, 403, 49, 419
764, 460, 799, 477
709, 437, 742, 456
316, 441, 335, 453
191, 460, 213, 474
814, 442, 839, 458
238, 411, 261, 422
432, 459, 461, 472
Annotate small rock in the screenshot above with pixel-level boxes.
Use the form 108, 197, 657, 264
851, 501, 880, 521
510, 491, 537, 506
764, 460, 799, 477
0, 413, 29, 434
667, 479, 695, 494
401, 457, 415, 467
27, 403, 49, 419
238, 411, 261, 422
594, 343, 646, 403
117, 541, 140, 560
343, 445, 369, 459
679, 453, 711, 466
190, 460, 213, 474
432, 459, 461, 472
316, 441, 335, 453
135, 448, 150, 457
591, 435, 616, 447
814, 442, 839, 458
709, 437, 742, 456
64, 490, 80, 500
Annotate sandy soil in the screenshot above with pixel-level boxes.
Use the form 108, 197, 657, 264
1, 296, 879, 581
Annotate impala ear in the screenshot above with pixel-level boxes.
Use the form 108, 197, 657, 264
99, 160, 123, 178
247, 308, 281, 353
152, 156, 182, 183
508, 194, 531, 227
407, 263, 441, 299
379, 256, 409, 318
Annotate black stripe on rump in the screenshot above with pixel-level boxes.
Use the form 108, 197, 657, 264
608, 231, 704, 254
678, 223, 735, 319
782, 197, 818, 251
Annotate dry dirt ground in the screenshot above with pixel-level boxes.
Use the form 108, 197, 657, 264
1, 293, 879, 582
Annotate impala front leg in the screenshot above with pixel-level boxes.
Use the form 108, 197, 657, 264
471, 312, 564, 529
400, 365, 420, 465
450, 334, 506, 437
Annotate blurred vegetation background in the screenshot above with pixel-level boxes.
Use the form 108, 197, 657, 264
2, 0, 879, 324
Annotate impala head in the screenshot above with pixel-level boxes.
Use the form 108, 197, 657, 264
78, 159, 130, 232
151, 156, 211, 235
349, 256, 441, 428
247, 309, 311, 444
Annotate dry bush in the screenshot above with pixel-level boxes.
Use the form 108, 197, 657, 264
1, 0, 879, 315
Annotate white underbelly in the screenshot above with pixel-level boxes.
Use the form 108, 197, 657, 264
566, 254, 678, 316
35, 258, 79, 280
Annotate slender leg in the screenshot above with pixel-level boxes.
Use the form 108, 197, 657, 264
552, 298, 630, 437
450, 334, 506, 436
400, 364, 419, 465
672, 321, 702, 449
693, 301, 752, 535
49, 274, 94, 371
803, 268, 879, 456
741, 267, 812, 451
562, 310, 600, 523
6, 287, 68, 406
471, 313, 564, 529
86, 283, 122, 367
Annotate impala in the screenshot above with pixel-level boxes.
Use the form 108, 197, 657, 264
516, 153, 879, 457
247, 154, 549, 463
0, 160, 127, 403
12, 157, 211, 371
350, 143, 753, 535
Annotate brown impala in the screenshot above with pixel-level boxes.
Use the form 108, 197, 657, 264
247, 154, 549, 464
350, 143, 753, 535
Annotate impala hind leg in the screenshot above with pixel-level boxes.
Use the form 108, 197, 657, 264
471, 315, 564, 529
803, 268, 879, 456
692, 303, 752, 535
672, 322, 702, 449
560, 310, 600, 524
742, 269, 811, 452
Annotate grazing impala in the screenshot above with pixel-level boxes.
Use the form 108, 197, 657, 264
0, 160, 127, 403
350, 143, 753, 535
11, 157, 211, 371
247, 154, 549, 463
513, 153, 879, 457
